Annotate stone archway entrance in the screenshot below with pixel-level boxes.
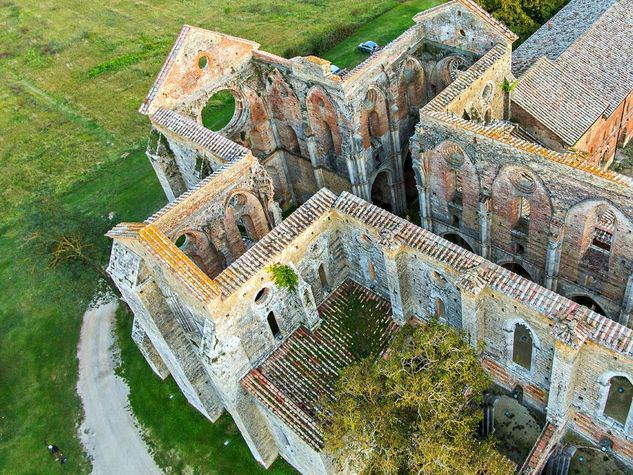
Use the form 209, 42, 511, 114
371, 171, 393, 212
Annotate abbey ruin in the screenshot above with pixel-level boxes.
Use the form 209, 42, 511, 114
107, 0, 633, 472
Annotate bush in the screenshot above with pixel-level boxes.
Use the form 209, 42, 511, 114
267, 263, 299, 292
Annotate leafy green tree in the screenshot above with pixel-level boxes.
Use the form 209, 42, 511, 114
323, 321, 515, 475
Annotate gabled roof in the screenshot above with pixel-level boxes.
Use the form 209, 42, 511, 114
512, 57, 609, 146
512, 0, 633, 139
512, 0, 619, 77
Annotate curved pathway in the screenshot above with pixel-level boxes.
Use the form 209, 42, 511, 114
77, 297, 161, 475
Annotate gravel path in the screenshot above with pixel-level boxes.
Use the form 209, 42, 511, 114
77, 297, 161, 475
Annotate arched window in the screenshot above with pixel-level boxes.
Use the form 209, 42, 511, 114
591, 209, 616, 253
452, 172, 463, 207
514, 196, 530, 234
512, 323, 533, 371
603, 376, 633, 426
267, 311, 281, 339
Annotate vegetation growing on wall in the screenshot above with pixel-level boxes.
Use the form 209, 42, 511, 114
268, 263, 299, 292
323, 322, 515, 475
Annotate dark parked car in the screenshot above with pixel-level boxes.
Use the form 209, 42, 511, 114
357, 41, 379, 54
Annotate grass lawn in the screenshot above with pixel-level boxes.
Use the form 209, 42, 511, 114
0, 0, 445, 473
322, 0, 444, 71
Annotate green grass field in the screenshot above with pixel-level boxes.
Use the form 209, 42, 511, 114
0, 0, 446, 473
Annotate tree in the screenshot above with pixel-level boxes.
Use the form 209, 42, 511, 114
22, 189, 115, 293
322, 321, 515, 475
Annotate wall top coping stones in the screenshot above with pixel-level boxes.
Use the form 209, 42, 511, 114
108, 185, 633, 356
150, 108, 250, 163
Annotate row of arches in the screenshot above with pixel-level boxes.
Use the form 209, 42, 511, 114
442, 231, 608, 316
171, 191, 271, 280
508, 321, 632, 428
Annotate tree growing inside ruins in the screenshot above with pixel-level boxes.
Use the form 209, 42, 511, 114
323, 321, 515, 475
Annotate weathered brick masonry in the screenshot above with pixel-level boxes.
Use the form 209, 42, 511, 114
108, 0, 633, 472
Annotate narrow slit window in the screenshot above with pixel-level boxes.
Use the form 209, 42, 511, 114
267, 312, 281, 339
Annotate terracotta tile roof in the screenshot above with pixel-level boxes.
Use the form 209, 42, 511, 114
513, 0, 633, 134
139, 25, 191, 115
105, 222, 146, 239
334, 192, 633, 356
422, 110, 633, 187
512, 57, 609, 146
512, 0, 619, 77
241, 280, 398, 449
519, 422, 564, 474
150, 108, 249, 163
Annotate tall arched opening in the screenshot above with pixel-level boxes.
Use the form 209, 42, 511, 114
371, 171, 393, 212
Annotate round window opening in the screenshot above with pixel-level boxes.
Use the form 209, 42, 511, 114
175, 234, 188, 248
254, 287, 271, 305
201, 90, 238, 131
198, 55, 208, 69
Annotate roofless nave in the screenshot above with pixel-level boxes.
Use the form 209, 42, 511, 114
107, 0, 633, 473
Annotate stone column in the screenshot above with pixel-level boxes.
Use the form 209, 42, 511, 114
382, 241, 406, 325
456, 267, 486, 347
413, 152, 432, 230
546, 339, 580, 424
619, 271, 633, 327
299, 281, 320, 329
306, 136, 325, 189
544, 227, 564, 292
389, 104, 407, 215
478, 195, 491, 259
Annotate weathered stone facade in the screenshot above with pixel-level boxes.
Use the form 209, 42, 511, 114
107, 0, 633, 473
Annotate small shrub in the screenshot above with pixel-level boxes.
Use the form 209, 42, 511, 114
268, 263, 299, 292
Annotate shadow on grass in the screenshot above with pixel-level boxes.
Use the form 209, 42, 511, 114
114, 307, 297, 474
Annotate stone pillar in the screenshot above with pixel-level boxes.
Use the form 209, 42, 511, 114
414, 152, 432, 230
544, 226, 564, 292
456, 267, 486, 347
619, 271, 633, 327
306, 136, 325, 189
478, 195, 491, 259
299, 281, 320, 329
382, 241, 406, 325
546, 339, 580, 424
390, 104, 407, 215
481, 393, 497, 437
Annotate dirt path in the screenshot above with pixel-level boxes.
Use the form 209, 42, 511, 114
77, 297, 161, 475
